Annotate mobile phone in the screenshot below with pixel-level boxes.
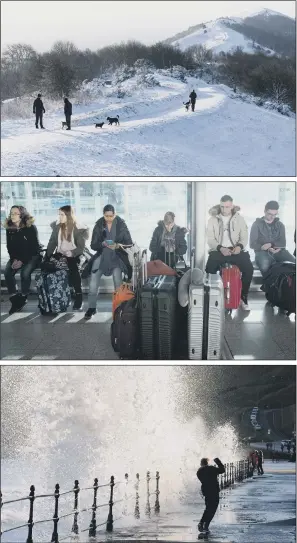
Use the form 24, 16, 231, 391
105, 240, 114, 245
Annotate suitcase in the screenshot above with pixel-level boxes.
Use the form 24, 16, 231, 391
139, 250, 178, 360
221, 264, 242, 313
188, 273, 224, 360
35, 269, 71, 314
262, 262, 296, 315
110, 253, 139, 359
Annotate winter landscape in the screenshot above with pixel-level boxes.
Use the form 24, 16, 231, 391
1, 5, 296, 176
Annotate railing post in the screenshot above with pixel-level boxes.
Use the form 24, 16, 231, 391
134, 473, 140, 519
155, 471, 160, 513
145, 471, 151, 516
71, 480, 79, 535
226, 463, 229, 486
123, 473, 128, 515
223, 464, 227, 488
89, 478, 98, 537
51, 483, 60, 543
106, 475, 114, 532
26, 485, 35, 543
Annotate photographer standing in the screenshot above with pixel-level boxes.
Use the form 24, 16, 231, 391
196, 457, 225, 534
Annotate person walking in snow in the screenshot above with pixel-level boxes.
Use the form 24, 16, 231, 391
197, 457, 225, 534
33, 93, 45, 129
64, 97, 72, 130
189, 89, 197, 112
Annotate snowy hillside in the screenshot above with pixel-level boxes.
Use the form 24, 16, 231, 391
1, 70, 295, 176
171, 17, 274, 55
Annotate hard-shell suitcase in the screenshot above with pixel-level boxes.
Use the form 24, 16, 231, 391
35, 269, 71, 314
221, 264, 242, 312
188, 273, 224, 360
110, 251, 140, 359
139, 249, 178, 359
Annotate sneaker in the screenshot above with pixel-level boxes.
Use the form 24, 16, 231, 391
73, 293, 83, 311
35, 125, 39, 129
84, 308, 96, 320
240, 296, 250, 311
41, 126, 45, 129
203, 524, 210, 533
198, 522, 204, 532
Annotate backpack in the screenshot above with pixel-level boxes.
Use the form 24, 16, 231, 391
262, 262, 296, 315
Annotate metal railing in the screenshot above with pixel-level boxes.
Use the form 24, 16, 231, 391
219, 459, 252, 491
1, 471, 160, 543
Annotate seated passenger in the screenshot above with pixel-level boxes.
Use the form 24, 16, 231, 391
4, 205, 42, 314
46, 205, 89, 311
84, 204, 133, 320
205, 195, 253, 311
149, 211, 187, 266
250, 200, 295, 276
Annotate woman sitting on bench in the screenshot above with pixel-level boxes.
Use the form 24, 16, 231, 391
4, 205, 42, 314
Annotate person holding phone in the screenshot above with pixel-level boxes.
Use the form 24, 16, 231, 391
84, 204, 133, 320
250, 200, 295, 276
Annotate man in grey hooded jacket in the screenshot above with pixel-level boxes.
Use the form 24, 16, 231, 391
250, 200, 295, 275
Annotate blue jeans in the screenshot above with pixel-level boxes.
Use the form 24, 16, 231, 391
255, 249, 295, 276
87, 256, 122, 308
4, 256, 40, 296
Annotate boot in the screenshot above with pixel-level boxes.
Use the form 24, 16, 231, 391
73, 293, 83, 311
9, 294, 21, 315
16, 294, 28, 312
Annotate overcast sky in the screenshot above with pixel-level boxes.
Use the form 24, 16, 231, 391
1, 1, 295, 52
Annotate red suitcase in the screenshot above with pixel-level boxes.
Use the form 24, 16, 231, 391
221, 264, 242, 313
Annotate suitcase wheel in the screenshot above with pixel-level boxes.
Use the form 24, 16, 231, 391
225, 309, 232, 315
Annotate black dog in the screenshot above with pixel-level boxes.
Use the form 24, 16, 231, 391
183, 101, 190, 112
95, 122, 105, 128
61, 121, 68, 129
107, 115, 120, 125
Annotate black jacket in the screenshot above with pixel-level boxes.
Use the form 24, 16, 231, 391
197, 458, 225, 496
64, 99, 72, 116
33, 97, 45, 114
250, 217, 286, 252
85, 216, 132, 278
189, 91, 197, 101
149, 221, 187, 264
4, 217, 41, 264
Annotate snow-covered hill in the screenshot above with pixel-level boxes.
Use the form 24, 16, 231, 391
166, 9, 295, 56
170, 17, 274, 55
171, 18, 262, 54
1, 71, 295, 176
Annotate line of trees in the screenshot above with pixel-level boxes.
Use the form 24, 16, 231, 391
1, 39, 295, 112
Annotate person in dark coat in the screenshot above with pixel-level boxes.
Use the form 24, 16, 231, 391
256, 450, 264, 475
197, 457, 225, 533
149, 211, 187, 267
3, 206, 42, 314
189, 89, 197, 111
64, 97, 72, 130
46, 205, 89, 310
84, 204, 133, 320
250, 200, 295, 275
33, 93, 45, 129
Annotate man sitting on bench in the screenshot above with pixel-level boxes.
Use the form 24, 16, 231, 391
250, 200, 295, 276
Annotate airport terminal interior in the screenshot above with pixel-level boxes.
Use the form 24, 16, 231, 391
1, 180, 295, 360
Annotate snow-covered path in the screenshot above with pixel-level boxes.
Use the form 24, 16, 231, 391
1, 76, 295, 176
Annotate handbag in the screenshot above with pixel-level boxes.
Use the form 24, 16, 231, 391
40, 254, 68, 273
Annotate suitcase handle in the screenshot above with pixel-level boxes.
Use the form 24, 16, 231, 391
141, 249, 148, 285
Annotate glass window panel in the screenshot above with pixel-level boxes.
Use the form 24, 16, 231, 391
204, 182, 295, 262
1, 182, 189, 266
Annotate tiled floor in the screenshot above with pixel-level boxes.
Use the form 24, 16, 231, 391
0, 292, 295, 360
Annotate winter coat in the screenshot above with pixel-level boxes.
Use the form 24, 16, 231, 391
197, 459, 225, 496
149, 220, 187, 264
46, 221, 89, 258
207, 204, 248, 252
85, 216, 132, 277
189, 91, 197, 101
33, 97, 45, 114
249, 217, 286, 252
64, 99, 72, 116
4, 216, 42, 264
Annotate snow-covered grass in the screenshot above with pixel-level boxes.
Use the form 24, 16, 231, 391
1, 68, 295, 176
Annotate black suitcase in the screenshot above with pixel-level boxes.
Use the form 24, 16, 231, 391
262, 262, 296, 315
140, 273, 178, 360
